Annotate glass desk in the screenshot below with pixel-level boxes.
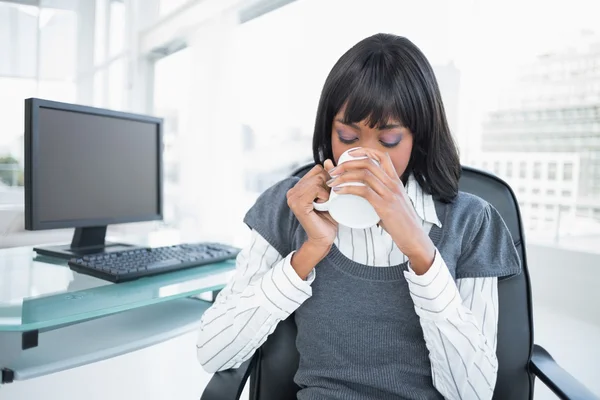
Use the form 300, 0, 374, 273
0, 245, 236, 383
0, 246, 236, 332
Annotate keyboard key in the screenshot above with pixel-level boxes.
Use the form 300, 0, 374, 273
67, 242, 240, 283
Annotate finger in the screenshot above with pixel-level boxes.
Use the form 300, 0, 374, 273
328, 169, 390, 197
332, 183, 382, 207
317, 168, 332, 185
331, 158, 395, 189
312, 185, 331, 204
349, 148, 399, 180
303, 164, 325, 179
323, 159, 335, 173
302, 176, 330, 201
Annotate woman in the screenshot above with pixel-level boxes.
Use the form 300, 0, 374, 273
196, 34, 520, 400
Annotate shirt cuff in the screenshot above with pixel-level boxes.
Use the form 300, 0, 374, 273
258, 252, 313, 319
404, 250, 461, 320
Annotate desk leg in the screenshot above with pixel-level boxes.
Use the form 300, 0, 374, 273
0, 329, 38, 385
192, 290, 221, 303
211, 289, 221, 302
1, 368, 14, 384
22, 330, 38, 350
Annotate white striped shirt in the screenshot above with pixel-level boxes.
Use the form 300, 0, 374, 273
197, 175, 499, 400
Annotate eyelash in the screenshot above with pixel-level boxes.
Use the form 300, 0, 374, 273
338, 137, 358, 145
337, 135, 400, 148
380, 140, 400, 148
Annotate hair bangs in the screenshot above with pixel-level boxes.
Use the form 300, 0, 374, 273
339, 53, 414, 131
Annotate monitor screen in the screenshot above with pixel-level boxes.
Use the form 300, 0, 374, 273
28, 102, 162, 227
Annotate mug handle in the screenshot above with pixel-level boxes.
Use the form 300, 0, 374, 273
313, 199, 330, 212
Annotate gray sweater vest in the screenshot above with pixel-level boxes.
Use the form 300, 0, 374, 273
244, 177, 521, 400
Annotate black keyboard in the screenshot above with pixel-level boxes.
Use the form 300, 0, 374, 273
68, 243, 240, 283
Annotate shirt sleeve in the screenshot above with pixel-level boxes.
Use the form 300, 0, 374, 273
405, 252, 498, 400
196, 229, 313, 373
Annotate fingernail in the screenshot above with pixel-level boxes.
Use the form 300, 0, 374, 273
332, 186, 342, 192
329, 167, 338, 175
326, 178, 336, 186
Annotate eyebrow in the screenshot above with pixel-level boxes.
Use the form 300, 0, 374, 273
335, 119, 401, 131
378, 123, 402, 130
335, 119, 360, 131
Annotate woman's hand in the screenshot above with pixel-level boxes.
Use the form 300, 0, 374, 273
327, 149, 435, 274
287, 162, 338, 260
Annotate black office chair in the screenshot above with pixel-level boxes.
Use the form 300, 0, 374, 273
201, 164, 597, 400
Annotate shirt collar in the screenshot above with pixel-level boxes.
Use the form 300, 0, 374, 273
405, 174, 442, 228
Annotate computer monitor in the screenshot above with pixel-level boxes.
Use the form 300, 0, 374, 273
25, 98, 164, 259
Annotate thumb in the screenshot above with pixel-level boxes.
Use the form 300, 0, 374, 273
323, 159, 335, 174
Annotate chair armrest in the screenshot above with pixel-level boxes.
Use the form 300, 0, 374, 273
200, 354, 258, 400
530, 344, 598, 400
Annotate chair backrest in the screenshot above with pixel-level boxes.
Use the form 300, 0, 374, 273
250, 165, 535, 400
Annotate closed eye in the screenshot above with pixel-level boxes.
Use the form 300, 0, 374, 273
336, 130, 358, 144
380, 140, 401, 148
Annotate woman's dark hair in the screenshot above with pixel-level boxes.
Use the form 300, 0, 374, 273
312, 33, 461, 202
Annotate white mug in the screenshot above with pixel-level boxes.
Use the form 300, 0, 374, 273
313, 147, 380, 229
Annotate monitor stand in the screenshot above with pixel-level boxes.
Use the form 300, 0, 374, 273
33, 226, 144, 260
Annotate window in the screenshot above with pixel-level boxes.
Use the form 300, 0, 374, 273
94, 0, 108, 65
0, 3, 37, 77
563, 162, 574, 180
493, 161, 500, 175
159, 0, 191, 16
108, 58, 126, 110
153, 47, 193, 228
532, 203, 540, 209
519, 161, 527, 178
506, 161, 513, 177
533, 162, 542, 179
546, 204, 555, 211
562, 190, 572, 197
548, 162, 557, 180
0, 77, 36, 198
109, 0, 125, 57
533, 188, 541, 195
39, 8, 77, 80
546, 189, 555, 196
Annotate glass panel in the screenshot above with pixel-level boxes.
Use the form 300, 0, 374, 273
533, 162, 542, 179
548, 162, 557, 180
564, 162, 573, 180
38, 7, 77, 80
0, 246, 234, 331
108, 58, 125, 110
0, 78, 36, 203
159, 0, 190, 16
94, 0, 107, 66
519, 161, 527, 178
153, 48, 193, 229
109, 0, 126, 57
93, 70, 107, 107
0, 2, 38, 77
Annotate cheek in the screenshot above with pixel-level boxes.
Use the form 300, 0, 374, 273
331, 138, 345, 165
388, 139, 413, 176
